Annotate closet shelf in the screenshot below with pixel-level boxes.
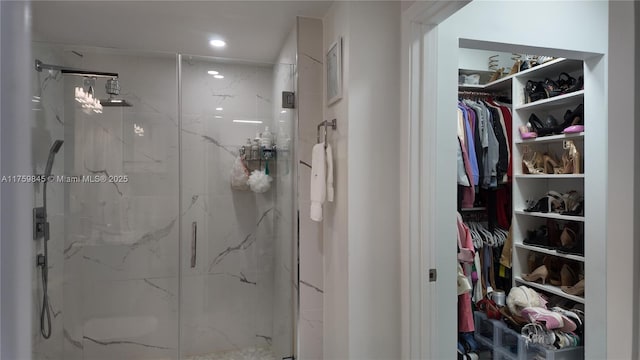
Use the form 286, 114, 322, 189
515, 243, 585, 262
515, 58, 582, 80
514, 276, 585, 304
515, 90, 584, 111
515, 132, 584, 144
515, 210, 585, 222
458, 84, 485, 90
515, 174, 584, 179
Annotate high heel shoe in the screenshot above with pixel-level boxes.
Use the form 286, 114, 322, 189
559, 104, 584, 133
561, 190, 584, 216
522, 264, 549, 284
561, 278, 585, 296
560, 264, 578, 287
543, 153, 561, 174
557, 222, 583, 255
522, 149, 545, 174
565, 140, 581, 174
519, 125, 537, 140
559, 153, 574, 174
529, 113, 560, 136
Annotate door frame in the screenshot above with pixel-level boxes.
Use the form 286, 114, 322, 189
400, 2, 469, 359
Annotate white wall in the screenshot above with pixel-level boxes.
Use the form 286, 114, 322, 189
1, 2, 34, 359
607, 2, 637, 359
323, 1, 402, 359
322, 2, 350, 358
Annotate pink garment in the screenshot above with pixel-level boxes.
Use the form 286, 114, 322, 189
457, 214, 475, 332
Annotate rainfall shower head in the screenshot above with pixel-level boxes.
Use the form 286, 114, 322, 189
100, 78, 132, 107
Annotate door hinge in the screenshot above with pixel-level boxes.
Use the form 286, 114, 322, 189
429, 268, 437, 282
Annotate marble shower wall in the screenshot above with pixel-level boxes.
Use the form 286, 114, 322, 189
63, 49, 180, 360
32, 42, 67, 360
31, 45, 181, 360
179, 56, 285, 357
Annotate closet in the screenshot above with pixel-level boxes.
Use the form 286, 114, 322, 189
457, 52, 586, 360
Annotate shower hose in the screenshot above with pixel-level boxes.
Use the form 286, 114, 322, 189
40, 180, 52, 339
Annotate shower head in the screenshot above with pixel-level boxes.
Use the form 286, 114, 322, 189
44, 140, 64, 178
100, 78, 132, 107
100, 97, 133, 107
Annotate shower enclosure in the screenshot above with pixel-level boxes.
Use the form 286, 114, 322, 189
31, 44, 297, 360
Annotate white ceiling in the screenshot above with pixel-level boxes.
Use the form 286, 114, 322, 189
32, 1, 333, 63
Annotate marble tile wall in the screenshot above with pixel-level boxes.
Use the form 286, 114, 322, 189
179, 56, 282, 357
62, 49, 180, 360
296, 17, 325, 360
32, 42, 67, 360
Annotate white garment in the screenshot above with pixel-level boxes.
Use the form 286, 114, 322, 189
310, 143, 333, 222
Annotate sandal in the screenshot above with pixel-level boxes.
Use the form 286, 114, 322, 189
561, 190, 584, 216
543, 78, 563, 98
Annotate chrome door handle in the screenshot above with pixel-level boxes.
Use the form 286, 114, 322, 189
191, 221, 197, 268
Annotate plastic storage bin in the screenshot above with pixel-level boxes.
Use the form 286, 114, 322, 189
519, 342, 584, 360
474, 311, 501, 343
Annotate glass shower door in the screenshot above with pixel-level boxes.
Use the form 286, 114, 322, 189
179, 55, 296, 359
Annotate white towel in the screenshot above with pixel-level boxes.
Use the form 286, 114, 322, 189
310, 142, 333, 222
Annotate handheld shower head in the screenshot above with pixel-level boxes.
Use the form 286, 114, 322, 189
44, 140, 64, 178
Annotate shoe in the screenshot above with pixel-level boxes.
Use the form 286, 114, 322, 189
557, 222, 583, 255
521, 307, 565, 330
557, 104, 584, 133
524, 191, 563, 213
546, 219, 561, 248
510, 60, 521, 75
522, 151, 545, 174
521, 323, 556, 347
543, 153, 561, 174
543, 78, 563, 97
524, 226, 551, 248
551, 306, 583, 332
561, 190, 583, 215
526, 81, 548, 103
519, 125, 538, 140
559, 263, 578, 287
558, 153, 574, 174
564, 141, 581, 174
489, 68, 504, 82
564, 75, 584, 94
561, 278, 585, 296
528, 113, 559, 136
563, 125, 584, 134
522, 264, 549, 284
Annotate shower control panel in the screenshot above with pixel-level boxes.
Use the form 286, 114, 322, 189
33, 206, 49, 241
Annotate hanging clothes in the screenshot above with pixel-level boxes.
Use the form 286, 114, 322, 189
457, 213, 475, 333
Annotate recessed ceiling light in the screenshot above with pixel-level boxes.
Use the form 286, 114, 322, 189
215, 115, 222, 119
210, 39, 226, 48
207, 70, 219, 75
233, 120, 263, 124
216, 107, 223, 111
214, 75, 224, 79
280, 110, 287, 113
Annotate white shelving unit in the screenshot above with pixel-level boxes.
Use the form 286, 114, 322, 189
511, 59, 586, 308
